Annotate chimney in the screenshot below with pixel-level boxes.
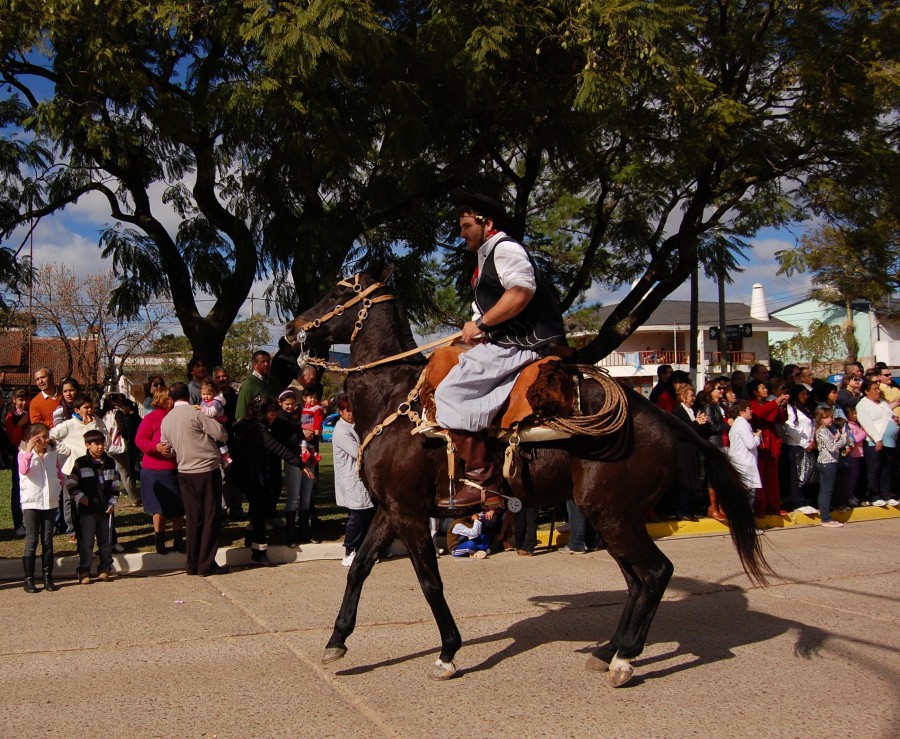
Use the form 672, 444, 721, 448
750, 283, 769, 321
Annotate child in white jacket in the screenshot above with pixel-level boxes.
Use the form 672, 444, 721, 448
18, 423, 65, 593
728, 401, 762, 508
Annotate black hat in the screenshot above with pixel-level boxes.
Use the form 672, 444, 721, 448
449, 188, 510, 229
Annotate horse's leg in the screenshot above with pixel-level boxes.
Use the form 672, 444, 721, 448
323, 508, 396, 664
587, 518, 674, 687
397, 518, 463, 680
585, 555, 642, 671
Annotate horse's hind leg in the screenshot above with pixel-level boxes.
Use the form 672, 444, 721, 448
588, 520, 673, 687
398, 518, 462, 680
324, 508, 396, 664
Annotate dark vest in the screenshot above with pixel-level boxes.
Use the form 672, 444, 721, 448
474, 237, 566, 351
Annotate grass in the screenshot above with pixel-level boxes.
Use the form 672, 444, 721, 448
0, 444, 350, 559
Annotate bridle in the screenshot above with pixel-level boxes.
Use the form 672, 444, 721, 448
294, 273, 461, 374
296, 274, 396, 345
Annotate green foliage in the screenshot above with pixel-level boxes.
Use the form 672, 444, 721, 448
1, 0, 896, 365
221, 314, 271, 383
770, 320, 846, 366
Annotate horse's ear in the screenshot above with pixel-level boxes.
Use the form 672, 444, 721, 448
374, 263, 395, 284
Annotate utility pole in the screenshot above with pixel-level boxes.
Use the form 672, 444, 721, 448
690, 262, 699, 386
717, 243, 728, 376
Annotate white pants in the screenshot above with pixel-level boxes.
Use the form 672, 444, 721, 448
435, 342, 539, 431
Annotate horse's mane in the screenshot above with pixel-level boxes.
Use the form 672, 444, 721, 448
394, 304, 420, 353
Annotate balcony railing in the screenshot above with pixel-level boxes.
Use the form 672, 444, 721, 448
594, 350, 756, 369
596, 350, 691, 368
708, 351, 756, 365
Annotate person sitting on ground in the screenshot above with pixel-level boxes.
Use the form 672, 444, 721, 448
66, 429, 120, 584
447, 511, 492, 559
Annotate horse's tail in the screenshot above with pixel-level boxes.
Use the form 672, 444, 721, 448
660, 413, 772, 586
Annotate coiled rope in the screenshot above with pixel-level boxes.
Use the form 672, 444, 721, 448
540, 365, 629, 437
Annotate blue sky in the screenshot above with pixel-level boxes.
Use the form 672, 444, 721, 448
16, 189, 813, 345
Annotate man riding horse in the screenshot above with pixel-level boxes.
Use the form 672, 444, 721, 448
435, 189, 566, 509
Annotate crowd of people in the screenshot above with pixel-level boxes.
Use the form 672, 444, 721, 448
5, 350, 900, 590
649, 360, 900, 528
0, 353, 377, 592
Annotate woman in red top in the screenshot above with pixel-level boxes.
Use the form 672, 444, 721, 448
748, 378, 790, 516
135, 388, 185, 555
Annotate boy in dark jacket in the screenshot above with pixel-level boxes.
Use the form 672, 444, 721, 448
66, 429, 120, 584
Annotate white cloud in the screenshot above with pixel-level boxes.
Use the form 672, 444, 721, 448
581, 231, 812, 312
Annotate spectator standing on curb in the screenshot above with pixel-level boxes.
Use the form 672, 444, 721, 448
649, 365, 676, 412
234, 350, 283, 525
160, 382, 229, 577
558, 500, 602, 554
4, 388, 30, 537
331, 395, 376, 567
66, 429, 120, 584
187, 357, 209, 405
230, 397, 313, 566
135, 388, 186, 555
29, 367, 61, 427
18, 423, 64, 593
814, 408, 849, 528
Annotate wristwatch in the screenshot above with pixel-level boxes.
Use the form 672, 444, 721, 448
476, 320, 490, 333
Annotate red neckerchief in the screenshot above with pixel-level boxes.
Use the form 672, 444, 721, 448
471, 229, 499, 288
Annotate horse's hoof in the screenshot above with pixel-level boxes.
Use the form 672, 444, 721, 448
429, 659, 457, 681
322, 646, 347, 665
608, 654, 634, 687
585, 654, 609, 672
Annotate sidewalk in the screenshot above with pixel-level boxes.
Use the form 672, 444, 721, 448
1, 519, 897, 737
3, 504, 896, 580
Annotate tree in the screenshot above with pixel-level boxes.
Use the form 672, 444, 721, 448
0, 1, 489, 364
221, 314, 271, 383
770, 320, 845, 367
421, 0, 899, 362
26, 265, 170, 390
2, 0, 896, 365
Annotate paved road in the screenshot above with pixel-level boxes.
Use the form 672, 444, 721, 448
0, 520, 897, 738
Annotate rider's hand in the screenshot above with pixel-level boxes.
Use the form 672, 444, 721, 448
461, 320, 486, 345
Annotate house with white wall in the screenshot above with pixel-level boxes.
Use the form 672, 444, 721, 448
579, 285, 798, 396
769, 297, 900, 367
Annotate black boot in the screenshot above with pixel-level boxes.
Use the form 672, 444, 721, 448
297, 511, 319, 544
172, 530, 186, 553
285, 510, 297, 548
155, 531, 168, 555
23, 555, 38, 593
41, 551, 59, 592
250, 549, 277, 567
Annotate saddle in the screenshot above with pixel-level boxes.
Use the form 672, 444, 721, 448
415, 345, 576, 441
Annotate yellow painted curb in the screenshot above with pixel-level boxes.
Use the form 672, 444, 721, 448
536, 504, 900, 546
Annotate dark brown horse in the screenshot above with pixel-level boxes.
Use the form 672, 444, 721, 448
283, 267, 769, 685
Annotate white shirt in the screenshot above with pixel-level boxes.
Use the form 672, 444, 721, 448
471, 231, 536, 320
782, 405, 814, 447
